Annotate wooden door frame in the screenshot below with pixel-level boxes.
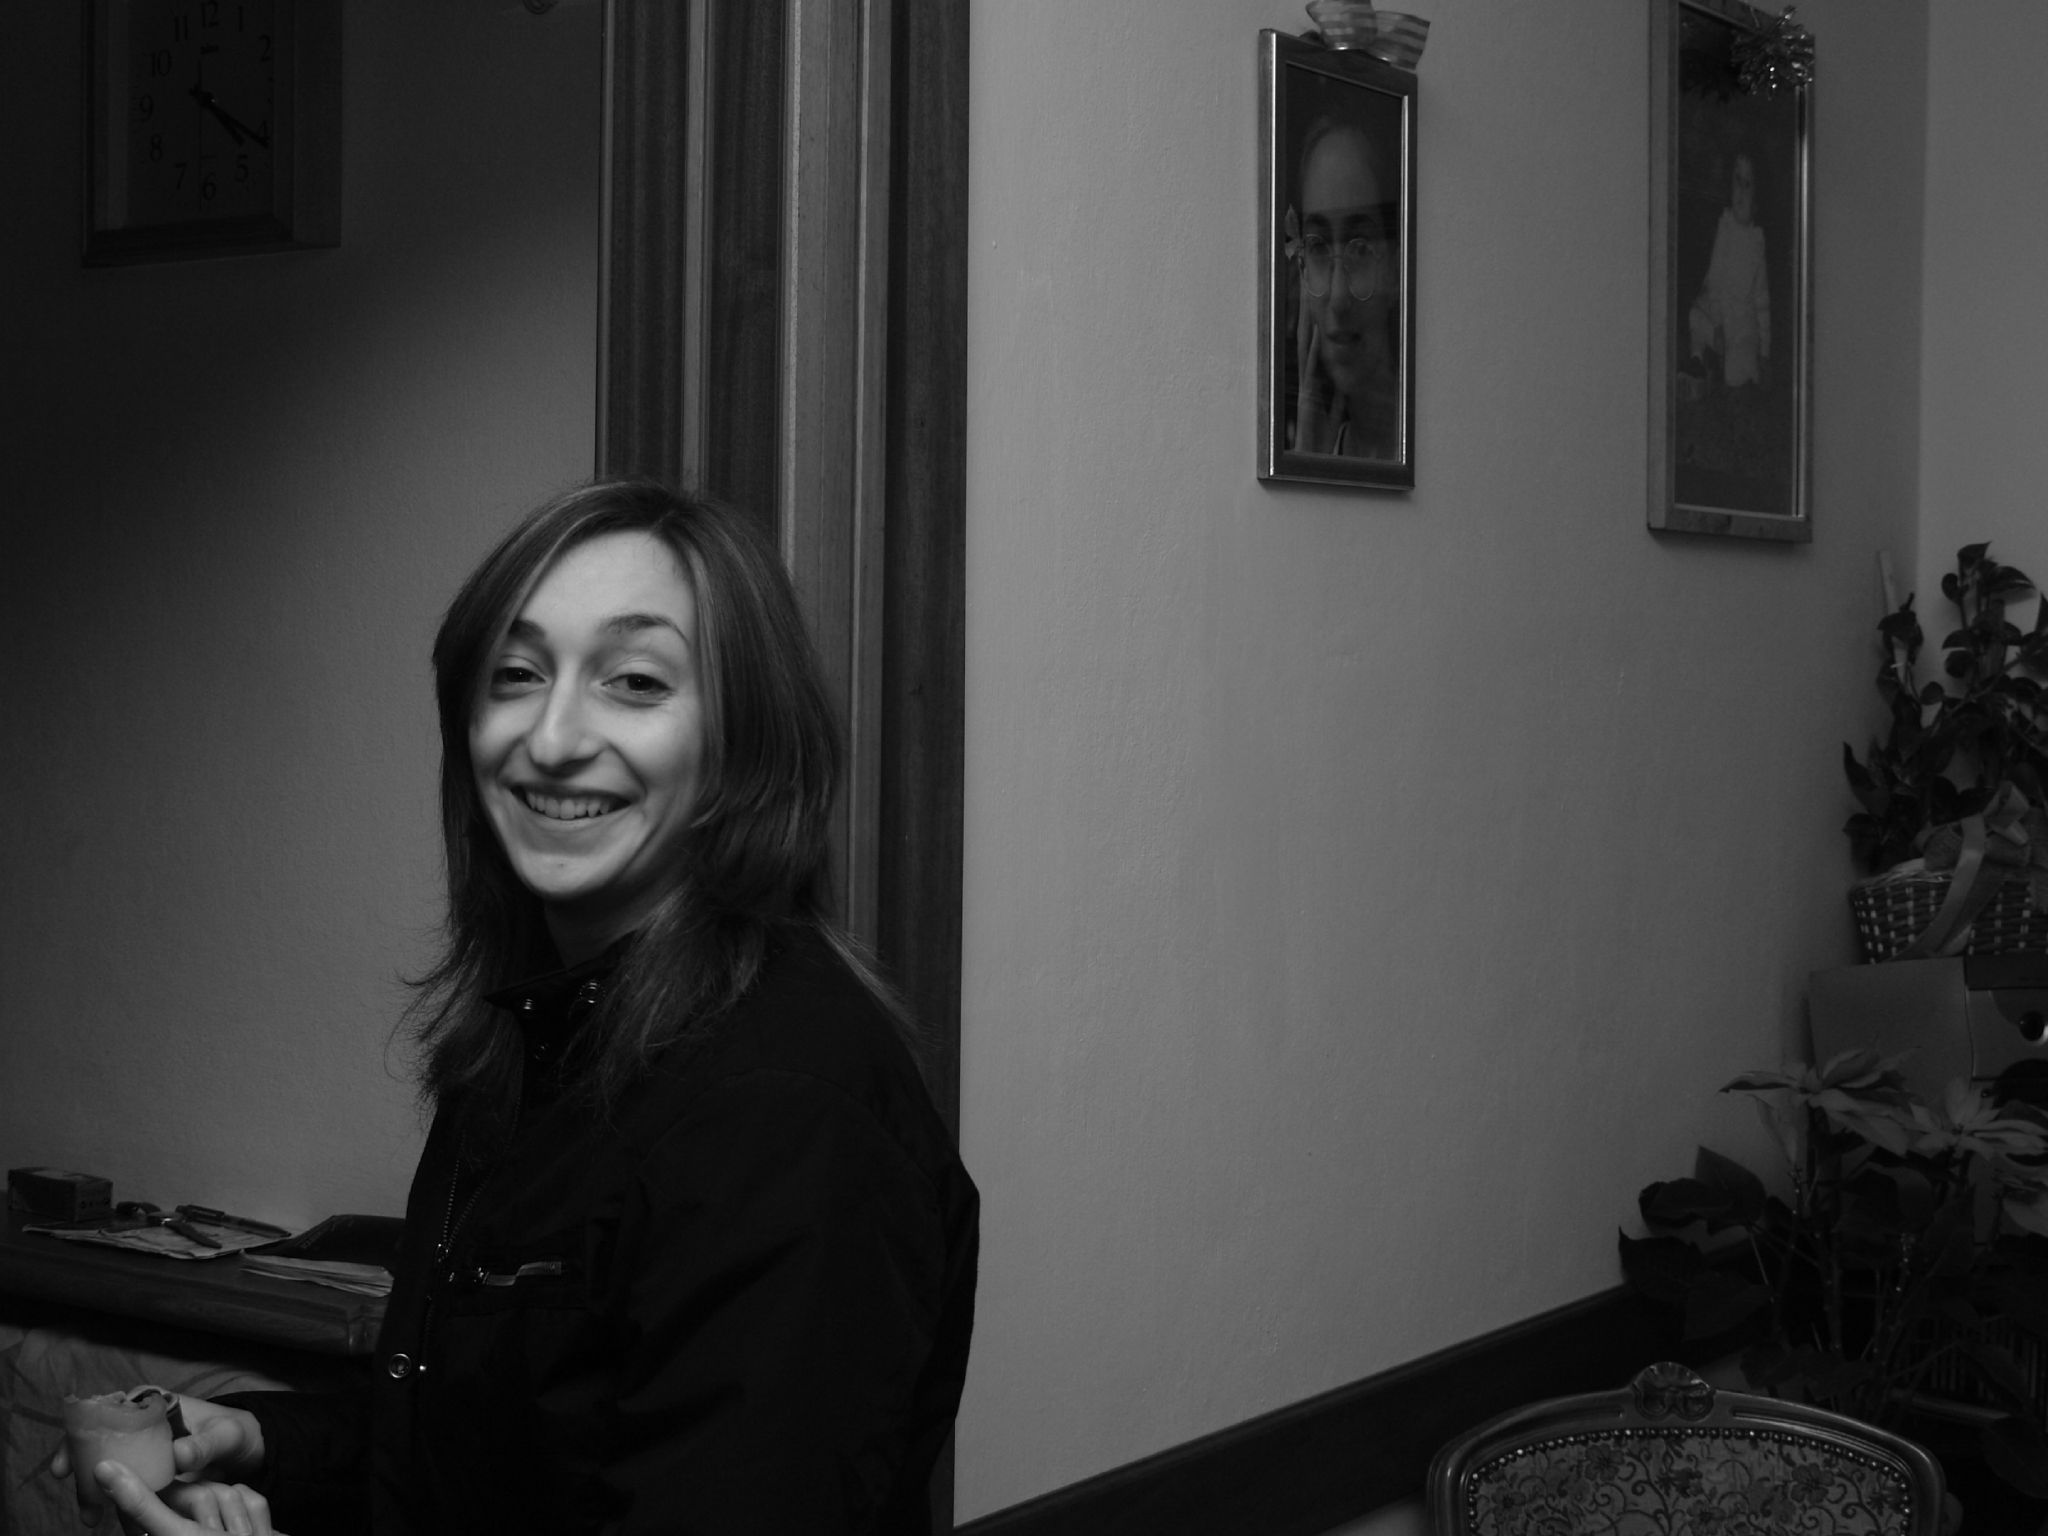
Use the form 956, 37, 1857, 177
595, 6, 969, 1513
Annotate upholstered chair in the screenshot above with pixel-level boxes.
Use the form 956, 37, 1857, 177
1427, 1361, 1945, 1535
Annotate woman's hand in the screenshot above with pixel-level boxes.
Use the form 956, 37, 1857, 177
51, 1391, 266, 1524
92, 1459, 281, 1536
164, 1394, 265, 1483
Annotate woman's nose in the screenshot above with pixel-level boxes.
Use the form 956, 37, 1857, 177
525, 682, 597, 769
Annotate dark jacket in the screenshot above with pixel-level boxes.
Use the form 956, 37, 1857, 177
227, 927, 978, 1534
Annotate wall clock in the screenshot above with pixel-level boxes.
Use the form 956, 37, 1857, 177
83, 0, 341, 264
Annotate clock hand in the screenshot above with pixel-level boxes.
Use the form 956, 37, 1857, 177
187, 85, 271, 149
187, 84, 244, 145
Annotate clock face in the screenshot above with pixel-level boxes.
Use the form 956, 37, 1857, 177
100, 0, 280, 233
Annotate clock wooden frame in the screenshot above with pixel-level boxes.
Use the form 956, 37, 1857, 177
83, 0, 342, 265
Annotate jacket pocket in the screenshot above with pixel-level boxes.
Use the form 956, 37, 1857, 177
443, 1228, 590, 1313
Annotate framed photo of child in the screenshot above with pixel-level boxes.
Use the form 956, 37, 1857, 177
1648, 0, 1813, 540
1258, 30, 1416, 491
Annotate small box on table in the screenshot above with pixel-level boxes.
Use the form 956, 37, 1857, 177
7, 1168, 113, 1224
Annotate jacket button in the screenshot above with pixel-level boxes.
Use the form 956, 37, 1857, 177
386, 1353, 413, 1380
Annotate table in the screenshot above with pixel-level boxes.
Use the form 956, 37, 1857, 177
0, 1210, 384, 1357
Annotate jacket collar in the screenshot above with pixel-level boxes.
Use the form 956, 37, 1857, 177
483, 937, 632, 1065
482, 940, 625, 1015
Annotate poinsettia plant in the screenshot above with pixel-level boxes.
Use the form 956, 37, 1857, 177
1620, 1049, 2048, 1500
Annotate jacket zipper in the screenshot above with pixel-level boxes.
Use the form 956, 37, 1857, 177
416, 1101, 517, 1378
412, 978, 599, 1370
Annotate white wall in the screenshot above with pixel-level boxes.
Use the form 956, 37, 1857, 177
956, 0, 1927, 1518
0, 1, 601, 1228
1919, 2, 2048, 601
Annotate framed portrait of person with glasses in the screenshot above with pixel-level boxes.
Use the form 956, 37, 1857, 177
1258, 29, 1416, 490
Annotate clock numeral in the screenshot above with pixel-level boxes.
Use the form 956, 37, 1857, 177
201, 173, 219, 203
201, 1, 222, 26
234, 153, 251, 183
135, 93, 155, 123
172, 16, 190, 42
148, 134, 164, 162
173, 161, 189, 189
149, 48, 173, 77
258, 33, 273, 63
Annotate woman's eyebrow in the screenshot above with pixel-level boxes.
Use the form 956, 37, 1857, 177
504, 613, 687, 643
601, 612, 688, 642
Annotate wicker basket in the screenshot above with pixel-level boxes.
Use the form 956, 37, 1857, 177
1849, 864, 2048, 962
1911, 1314, 2048, 1419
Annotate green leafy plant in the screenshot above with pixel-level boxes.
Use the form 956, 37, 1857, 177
1620, 1050, 2048, 1500
1843, 544, 2048, 874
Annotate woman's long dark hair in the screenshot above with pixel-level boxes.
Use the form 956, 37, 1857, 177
408, 479, 870, 1121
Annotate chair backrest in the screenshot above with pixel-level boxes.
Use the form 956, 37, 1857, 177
1426, 1361, 1945, 1536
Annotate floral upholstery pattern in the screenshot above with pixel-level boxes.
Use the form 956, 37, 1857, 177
1466, 1426, 1915, 1536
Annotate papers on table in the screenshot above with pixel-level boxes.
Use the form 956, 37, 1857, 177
242, 1214, 404, 1297
239, 1252, 392, 1297
23, 1220, 275, 1262
24, 1210, 401, 1295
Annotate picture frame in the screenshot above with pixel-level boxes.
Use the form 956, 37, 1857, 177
1258, 29, 1416, 491
1648, 0, 1812, 540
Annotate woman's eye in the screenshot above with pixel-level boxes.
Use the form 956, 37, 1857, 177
488, 664, 544, 693
612, 671, 672, 699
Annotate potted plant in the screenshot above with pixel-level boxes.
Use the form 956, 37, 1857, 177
1843, 544, 2048, 958
1620, 1049, 2048, 1522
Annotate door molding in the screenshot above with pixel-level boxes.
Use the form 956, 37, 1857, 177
593, 0, 968, 1246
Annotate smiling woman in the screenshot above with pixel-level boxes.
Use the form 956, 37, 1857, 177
73, 481, 980, 1536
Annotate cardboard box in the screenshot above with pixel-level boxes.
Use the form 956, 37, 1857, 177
7, 1167, 113, 1224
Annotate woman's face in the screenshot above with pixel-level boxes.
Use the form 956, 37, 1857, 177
469, 530, 707, 958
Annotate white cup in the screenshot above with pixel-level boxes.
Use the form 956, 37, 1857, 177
62, 1389, 177, 1507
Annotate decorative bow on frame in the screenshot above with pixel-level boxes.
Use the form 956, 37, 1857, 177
1731, 6, 1815, 96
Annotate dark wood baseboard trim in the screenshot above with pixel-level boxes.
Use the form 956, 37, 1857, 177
954, 1285, 1687, 1536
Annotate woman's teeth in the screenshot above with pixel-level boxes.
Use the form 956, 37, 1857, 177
519, 790, 618, 821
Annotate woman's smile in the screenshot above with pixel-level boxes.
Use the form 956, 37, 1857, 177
516, 788, 628, 822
